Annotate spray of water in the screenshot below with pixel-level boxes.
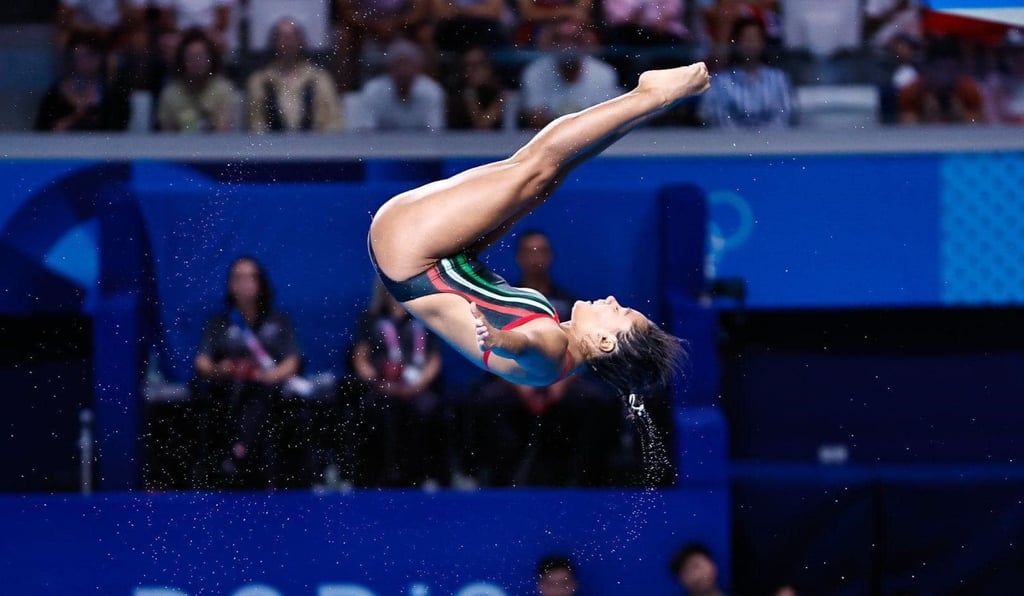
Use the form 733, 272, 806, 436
570, 395, 673, 564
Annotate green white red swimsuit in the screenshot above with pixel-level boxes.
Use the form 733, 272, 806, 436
369, 242, 573, 379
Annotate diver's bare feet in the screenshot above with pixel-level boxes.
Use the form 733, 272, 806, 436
637, 62, 711, 107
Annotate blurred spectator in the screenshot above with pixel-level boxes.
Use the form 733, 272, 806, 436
600, 0, 688, 48
772, 584, 798, 596
332, 0, 429, 90
878, 32, 923, 124
192, 256, 311, 489
864, 0, 923, 51
245, 17, 343, 132
669, 542, 727, 596
698, 0, 780, 65
154, 0, 237, 64
780, 0, 863, 61
899, 35, 985, 124
513, 0, 594, 48
34, 33, 131, 132
518, 16, 623, 129
351, 280, 446, 488
429, 0, 511, 53
445, 46, 513, 130
356, 38, 447, 130
698, 16, 793, 129
536, 554, 579, 596
55, 0, 151, 84
156, 27, 240, 132
473, 230, 621, 487
982, 28, 1024, 125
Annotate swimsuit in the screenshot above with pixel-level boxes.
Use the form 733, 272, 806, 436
368, 238, 573, 379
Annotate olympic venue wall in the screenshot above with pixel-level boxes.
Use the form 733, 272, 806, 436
1, 146, 1023, 595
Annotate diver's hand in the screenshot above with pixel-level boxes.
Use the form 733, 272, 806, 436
471, 302, 515, 358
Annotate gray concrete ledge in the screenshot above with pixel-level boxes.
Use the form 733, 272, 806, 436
1, 125, 1022, 161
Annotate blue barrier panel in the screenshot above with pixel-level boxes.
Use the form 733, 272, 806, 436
731, 463, 1024, 595
0, 488, 729, 595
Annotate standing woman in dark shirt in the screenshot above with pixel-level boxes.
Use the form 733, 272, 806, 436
34, 32, 130, 132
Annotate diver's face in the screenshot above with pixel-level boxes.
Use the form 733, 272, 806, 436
570, 296, 645, 348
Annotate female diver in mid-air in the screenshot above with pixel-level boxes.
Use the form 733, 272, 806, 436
368, 62, 711, 414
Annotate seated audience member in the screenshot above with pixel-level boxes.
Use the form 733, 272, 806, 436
351, 280, 447, 488
536, 554, 579, 596
357, 38, 447, 130
518, 16, 624, 129
669, 542, 728, 596
699, 0, 781, 65
473, 230, 620, 487
34, 33, 131, 132
55, 0, 150, 84
193, 255, 312, 489
513, 0, 593, 48
332, 0, 429, 90
899, 35, 984, 124
982, 29, 1024, 125
877, 32, 923, 124
429, 0, 511, 53
601, 0, 689, 48
156, 27, 240, 132
246, 17, 343, 132
445, 46, 513, 130
698, 16, 793, 129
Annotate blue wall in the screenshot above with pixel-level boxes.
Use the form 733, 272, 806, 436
0, 489, 729, 595
2, 147, 1023, 594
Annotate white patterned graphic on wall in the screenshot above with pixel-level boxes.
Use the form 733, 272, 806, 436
941, 153, 1024, 304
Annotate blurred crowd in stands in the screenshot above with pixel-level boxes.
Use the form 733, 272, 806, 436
26, 0, 1024, 133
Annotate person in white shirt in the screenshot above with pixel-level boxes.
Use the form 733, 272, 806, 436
357, 38, 446, 131
519, 16, 624, 129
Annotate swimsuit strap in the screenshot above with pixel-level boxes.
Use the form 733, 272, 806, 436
481, 313, 575, 383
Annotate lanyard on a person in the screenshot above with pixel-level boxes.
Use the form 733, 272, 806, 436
378, 317, 426, 367
230, 309, 275, 370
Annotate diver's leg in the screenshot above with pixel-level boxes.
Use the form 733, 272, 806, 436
369, 62, 710, 280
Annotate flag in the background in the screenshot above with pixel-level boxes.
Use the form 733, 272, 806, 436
925, 0, 1024, 44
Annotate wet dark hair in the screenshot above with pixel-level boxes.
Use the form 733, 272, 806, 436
224, 255, 274, 320
536, 554, 575, 578
588, 319, 686, 399
669, 542, 714, 575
